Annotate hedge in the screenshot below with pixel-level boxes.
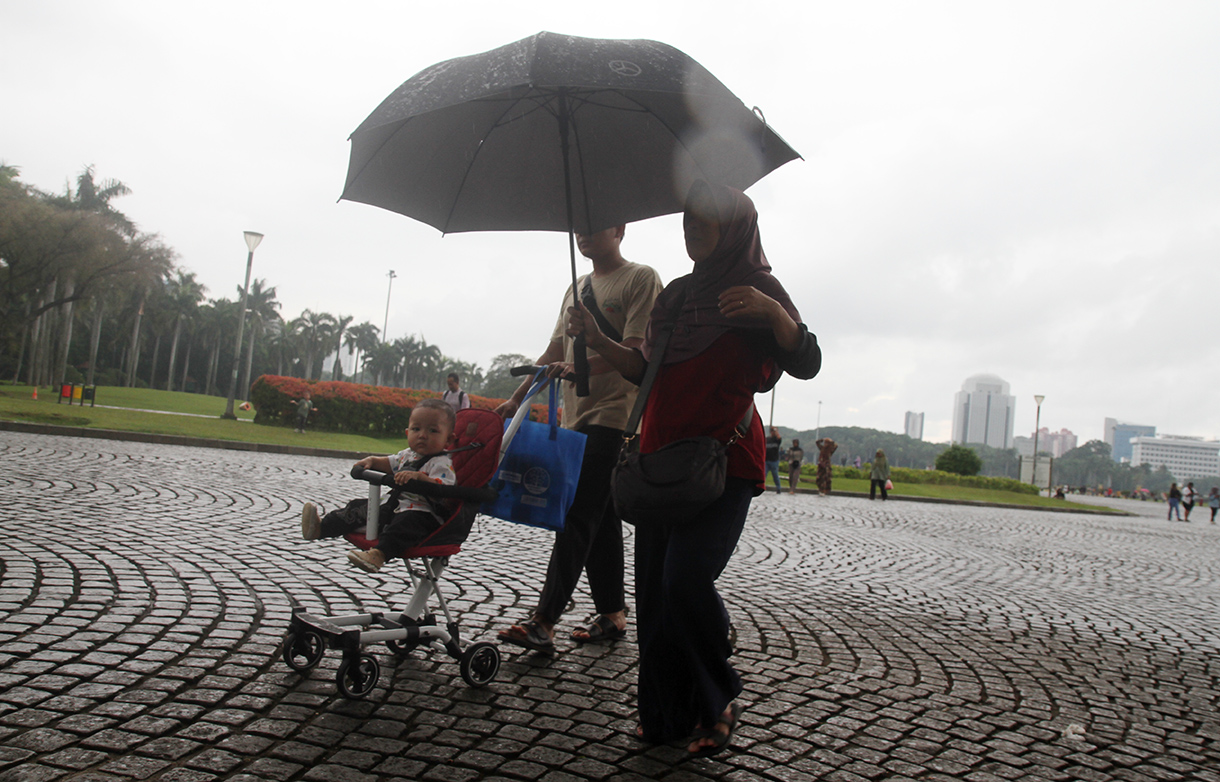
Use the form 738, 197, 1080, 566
804, 462, 1039, 495
249, 375, 548, 435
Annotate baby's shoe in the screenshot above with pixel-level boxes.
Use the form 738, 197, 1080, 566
347, 549, 385, 573
301, 503, 321, 540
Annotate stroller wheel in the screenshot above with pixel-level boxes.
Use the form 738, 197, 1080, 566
282, 630, 326, 672
459, 642, 501, 688
337, 653, 380, 699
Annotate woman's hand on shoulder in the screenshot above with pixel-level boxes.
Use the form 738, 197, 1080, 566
720, 285, 802, 352
718, 285, 783, 322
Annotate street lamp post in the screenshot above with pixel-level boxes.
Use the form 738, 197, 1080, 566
815, 400, 822, 442
222, 231, 263, 420
382, 270, 397, 343
1031, 394, 1045, 490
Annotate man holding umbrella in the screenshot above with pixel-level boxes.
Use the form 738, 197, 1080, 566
495, 225, 662, 653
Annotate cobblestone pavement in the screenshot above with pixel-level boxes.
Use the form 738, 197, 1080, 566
1, 432, 1217, 782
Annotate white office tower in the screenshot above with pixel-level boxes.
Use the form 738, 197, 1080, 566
951, 374, 1015, 449
1130, 436, 1220, 480
904, 411, 924, 440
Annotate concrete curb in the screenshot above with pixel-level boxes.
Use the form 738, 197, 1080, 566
1, 418, 1129, 516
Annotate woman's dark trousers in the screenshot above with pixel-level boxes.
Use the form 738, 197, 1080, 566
535, 425, 626, 624
869, 479, 888, 500
635, 477, 753, 742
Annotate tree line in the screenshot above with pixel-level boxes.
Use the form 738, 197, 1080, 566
0, 165, 530, 398
776, 423, 1185, 492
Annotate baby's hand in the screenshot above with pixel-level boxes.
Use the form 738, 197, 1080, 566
393, 470, 425, 484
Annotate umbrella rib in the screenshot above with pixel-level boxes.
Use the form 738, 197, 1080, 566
439, 92, 560, 233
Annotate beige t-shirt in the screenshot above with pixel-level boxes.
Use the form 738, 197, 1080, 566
549, 262, 663, 431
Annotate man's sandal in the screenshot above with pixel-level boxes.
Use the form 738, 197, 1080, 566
687, 702, 743, 759
570, 614, 627, 644
497, 619, 555, 653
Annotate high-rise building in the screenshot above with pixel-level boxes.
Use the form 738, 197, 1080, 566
1129, 436, 1220, 480
951, 374, 1015, 449
1103, 418, 1157, 463
1036, 427, 1077, 458
904, 411, 924, 440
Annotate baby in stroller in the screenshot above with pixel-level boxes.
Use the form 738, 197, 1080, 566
301, 398, 457, 573
284, 400, 506, 697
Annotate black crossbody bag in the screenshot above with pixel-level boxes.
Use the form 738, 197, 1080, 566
611, 299, 752, 527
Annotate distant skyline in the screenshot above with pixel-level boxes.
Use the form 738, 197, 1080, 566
4, 1, 1219, 445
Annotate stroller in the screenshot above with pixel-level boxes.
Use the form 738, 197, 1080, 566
282, 406, 506, 698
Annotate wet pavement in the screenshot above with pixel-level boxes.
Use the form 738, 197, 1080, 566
1, 431, 1217, 782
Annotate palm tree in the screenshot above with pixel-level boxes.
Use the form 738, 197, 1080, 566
391, 335, 418, 388
238, 279, 280, 398
57, 166, 137, 237
362, 341, 400, 387
291, 310, 336, 380
199, 299, 236, 395
343, 322, 380, 384
265, 317, 299, 377
330, 314, 354, 381
47, 167, 141, 388
165, 270, 206, 391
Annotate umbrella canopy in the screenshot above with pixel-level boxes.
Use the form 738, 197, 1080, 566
341, 31, 800, 235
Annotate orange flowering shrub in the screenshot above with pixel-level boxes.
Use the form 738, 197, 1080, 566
249, 375, 549, 434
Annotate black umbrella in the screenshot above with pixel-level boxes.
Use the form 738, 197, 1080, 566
341, 31, 800, 393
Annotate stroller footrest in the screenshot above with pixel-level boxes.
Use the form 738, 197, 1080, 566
293, 613, 346, 637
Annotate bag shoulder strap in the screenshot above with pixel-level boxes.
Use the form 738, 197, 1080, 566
580, 275, 624, 344
621, 294, 754, 442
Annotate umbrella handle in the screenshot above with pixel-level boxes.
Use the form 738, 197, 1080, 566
573, 334, 590, 397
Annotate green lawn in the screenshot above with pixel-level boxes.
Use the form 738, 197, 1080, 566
780, 475, 1115, 513
0, 385, 398, 454
3, 384, 1121, 512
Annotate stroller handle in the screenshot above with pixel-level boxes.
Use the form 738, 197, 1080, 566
351, 465, 396, 486
350, 465, 498, 503
510, 365, 575, 381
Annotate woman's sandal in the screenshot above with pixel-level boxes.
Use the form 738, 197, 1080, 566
570, 614, 627, 644
497, 618, 555, 653
686, 702, 743, 759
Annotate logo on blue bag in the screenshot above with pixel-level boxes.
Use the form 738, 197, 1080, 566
523, 467, 551, 495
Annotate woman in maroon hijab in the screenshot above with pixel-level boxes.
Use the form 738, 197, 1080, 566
567, 180, 821, 757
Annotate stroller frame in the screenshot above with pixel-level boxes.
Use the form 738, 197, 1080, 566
282, 405, 513, 699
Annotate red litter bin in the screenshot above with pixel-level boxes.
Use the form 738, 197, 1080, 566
58, 383, 74, 404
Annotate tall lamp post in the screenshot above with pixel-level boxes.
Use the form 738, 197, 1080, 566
1031, 394, 1045, 490
815, 400, 822, 442
222, 231, 264, 420
382, 270, 397, 343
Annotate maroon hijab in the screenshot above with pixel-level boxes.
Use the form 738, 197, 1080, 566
643, 181, 800, 364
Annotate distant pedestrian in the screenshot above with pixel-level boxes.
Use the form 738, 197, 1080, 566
853, 456, 861, 469
1181, 482, 1197, 521
814, 437, 837, 495
869, 449, 889, 500
787, 439, 804, 494
1167, 483, 1182, 521
764, 427, 783, 494
293, 391, 314, 433
1208, 487, 1219, 523
442, 372, 471, 414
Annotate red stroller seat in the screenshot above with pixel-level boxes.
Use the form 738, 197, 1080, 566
343, 407, 503, 558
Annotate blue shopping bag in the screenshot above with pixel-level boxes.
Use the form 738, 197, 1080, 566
482, 373, 586, 531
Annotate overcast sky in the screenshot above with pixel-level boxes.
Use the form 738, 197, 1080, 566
5, 1, 1219, 444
